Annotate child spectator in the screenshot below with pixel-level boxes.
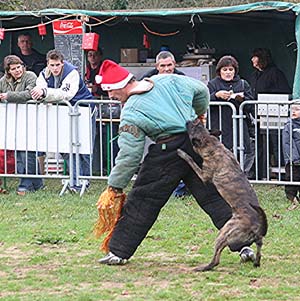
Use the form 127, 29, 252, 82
282, 103, 300, 209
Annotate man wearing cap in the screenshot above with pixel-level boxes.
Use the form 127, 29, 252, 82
95, 60, 254, 265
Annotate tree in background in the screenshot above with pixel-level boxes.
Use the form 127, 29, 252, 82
3, 0, 300, 10
0, 0, 23, 10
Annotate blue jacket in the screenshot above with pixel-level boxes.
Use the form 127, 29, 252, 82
282, 118, 300, 165
41, 61, 93, 105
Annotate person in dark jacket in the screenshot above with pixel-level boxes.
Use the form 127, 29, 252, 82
85, 48, 119, 175
85, 48, 107, 98
14, 33, 46, 76
208, 55, 254, 157
282, 103, 300, 209
140, 50, 184, 79
250, 48, 291, 99
250, 48, 292, 179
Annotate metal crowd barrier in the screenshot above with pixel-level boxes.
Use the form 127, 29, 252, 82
207, 102, 238, 158
0, 100, 73, 182
239, 99, 300, 186
1, 98, 300, 196
0, 99, 121, 196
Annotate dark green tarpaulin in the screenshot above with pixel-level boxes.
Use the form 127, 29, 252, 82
0, 1, 297, 17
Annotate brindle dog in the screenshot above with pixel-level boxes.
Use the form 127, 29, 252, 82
177, 120, 268, 272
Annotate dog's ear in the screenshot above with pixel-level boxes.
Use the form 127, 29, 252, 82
192, 135, 210, 147
209, 129, 222, 137
191, 137, 202, 147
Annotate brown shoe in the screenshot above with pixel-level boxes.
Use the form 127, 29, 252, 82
287, 197, 299, 211
17, 190, 26, 196
0, 188, 8, 194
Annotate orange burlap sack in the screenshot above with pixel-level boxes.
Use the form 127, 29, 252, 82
93, 187, 126, 253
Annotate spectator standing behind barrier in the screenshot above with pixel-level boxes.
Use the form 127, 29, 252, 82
14, 33, 46, 76
85, 49, 107, 97
208, 55, 254, 161
250, 48, 291, 97
85, 48, 119, 175
31, 49, 95, 193
140, 50, 189, 198
140, 50, 184, 79
282, 103, 300, 210
0, 55, 44, 195
94, 60, 256, 265
250, 48, 291, 179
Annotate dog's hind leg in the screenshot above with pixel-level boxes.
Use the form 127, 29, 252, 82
254, 237, 263, 267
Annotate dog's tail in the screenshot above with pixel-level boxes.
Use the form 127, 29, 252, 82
251, 204, 268, 237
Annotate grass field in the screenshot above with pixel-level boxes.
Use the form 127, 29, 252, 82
1, 179, 300, 300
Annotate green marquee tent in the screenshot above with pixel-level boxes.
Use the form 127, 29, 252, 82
0, 1, 299, 97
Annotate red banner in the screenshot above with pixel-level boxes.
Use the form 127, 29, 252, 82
52, 20, 83, 35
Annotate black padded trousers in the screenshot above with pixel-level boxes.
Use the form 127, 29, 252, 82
109, 133, 234, 259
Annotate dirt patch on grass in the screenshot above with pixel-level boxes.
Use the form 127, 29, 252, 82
0, 243, 64, 282
38, 244, 69, 253
100, 281, 125, 289
76, 249, 94, 257
13, 264, 59, 279
134, 279, 170, 289
0, 284, 93, 298
0, 245, 34, 260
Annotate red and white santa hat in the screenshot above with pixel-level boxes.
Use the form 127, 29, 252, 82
95, 59, 134, 91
